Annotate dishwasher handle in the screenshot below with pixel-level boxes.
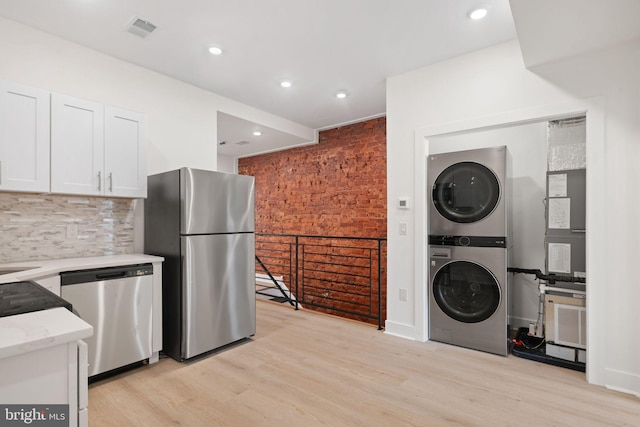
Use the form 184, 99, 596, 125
96, 271, 127, 280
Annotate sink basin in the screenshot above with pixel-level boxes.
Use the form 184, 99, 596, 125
0, 267, 39, 276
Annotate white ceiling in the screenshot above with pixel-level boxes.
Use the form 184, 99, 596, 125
0, 0, 517, 157
510, 0, 640, 68
217, 111, 314, 157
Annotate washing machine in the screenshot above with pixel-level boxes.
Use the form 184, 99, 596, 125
428, 146, 509, 239
428, 242, 508, 356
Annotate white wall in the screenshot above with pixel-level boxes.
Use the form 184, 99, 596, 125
387, 39, 640, 395
216, 154, 237, 174
0, 16, 314, 175
429, 122, 548, 329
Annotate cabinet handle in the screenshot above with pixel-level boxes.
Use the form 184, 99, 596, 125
97, 171, 101, 191
108, 172, 113, 193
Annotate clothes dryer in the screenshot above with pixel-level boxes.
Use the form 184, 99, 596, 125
428, 146, 509, 239
428, 242, 508, 356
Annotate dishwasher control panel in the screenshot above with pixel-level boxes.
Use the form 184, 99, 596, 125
60, 263, 153, 285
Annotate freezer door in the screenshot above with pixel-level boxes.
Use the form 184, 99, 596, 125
181, 168, 255, 234
182, 233, 256, 359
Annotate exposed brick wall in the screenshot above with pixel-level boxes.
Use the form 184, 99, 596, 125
238, 117, 386, 237
239, 117, 387, 325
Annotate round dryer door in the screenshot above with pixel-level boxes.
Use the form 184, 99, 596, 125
432, 162, 500, 223
432, 260, 500, 323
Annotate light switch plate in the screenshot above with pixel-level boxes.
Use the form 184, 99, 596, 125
399, 222, 408, 235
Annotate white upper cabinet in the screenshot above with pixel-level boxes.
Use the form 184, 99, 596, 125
104, 106, 147, 198
51, 94, 147, 198
51, 93, 105, 196
0, 81, 51, 193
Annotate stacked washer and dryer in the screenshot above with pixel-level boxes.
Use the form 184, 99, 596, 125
427, 146, 511, 356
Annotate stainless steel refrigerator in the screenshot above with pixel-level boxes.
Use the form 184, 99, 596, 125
144, 167, 255, 361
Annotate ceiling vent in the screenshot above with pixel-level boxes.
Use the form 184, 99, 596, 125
234, 140, 251, 146
126, 17, 157, 38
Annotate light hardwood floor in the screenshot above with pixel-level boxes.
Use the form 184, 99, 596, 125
89, 301, 640, 426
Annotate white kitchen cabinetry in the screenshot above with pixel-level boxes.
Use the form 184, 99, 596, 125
51, 94, 146, 198
0, 308, 92, 427
51, 94, 104, 196
0, 81, 50, 193
104, 106, 147, 198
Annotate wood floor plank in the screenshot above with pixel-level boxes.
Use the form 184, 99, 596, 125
88, 301, 640, 426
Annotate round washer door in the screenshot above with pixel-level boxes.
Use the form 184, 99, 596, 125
432, 162, 500, 223
432, 260, 500, 323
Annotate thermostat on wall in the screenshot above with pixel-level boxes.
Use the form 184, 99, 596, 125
398, 197, 410, 209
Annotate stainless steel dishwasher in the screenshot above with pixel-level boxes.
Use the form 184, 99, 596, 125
60, 264, 153, 377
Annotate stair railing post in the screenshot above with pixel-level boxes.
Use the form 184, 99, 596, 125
377, 238, 383, 330
295, 235, 299, 310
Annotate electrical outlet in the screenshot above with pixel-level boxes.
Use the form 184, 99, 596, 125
399, 288, 408, 301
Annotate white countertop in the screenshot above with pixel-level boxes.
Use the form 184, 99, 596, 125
0, 307, 93, 359
0, 254, 164, 284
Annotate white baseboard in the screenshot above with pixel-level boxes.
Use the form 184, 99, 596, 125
605, 368, 640, 397
384, 320, 416, 341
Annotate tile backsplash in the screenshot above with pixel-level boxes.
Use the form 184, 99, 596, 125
0, 192, 139, 263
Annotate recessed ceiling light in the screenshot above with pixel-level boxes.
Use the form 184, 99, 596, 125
336, 91, 348, 99
253, 131, 262, 136
280, 80, 292, 88
208, 46, 223, 55
468, 7, 488, 20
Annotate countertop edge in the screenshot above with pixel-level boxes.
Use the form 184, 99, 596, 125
0, 307, 93, 359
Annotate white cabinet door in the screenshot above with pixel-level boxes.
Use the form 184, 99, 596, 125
0, 81, 50, 193
104, 106, 147, 198
51, 94, 104, 195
